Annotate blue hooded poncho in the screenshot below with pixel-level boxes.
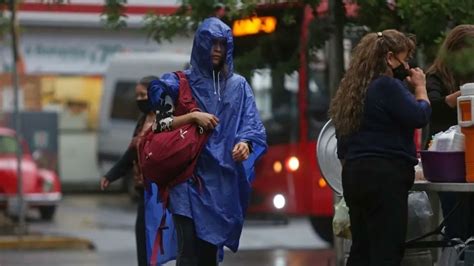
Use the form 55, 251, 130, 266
146, 17, 267, 263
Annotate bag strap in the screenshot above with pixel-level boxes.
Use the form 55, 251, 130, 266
175, 71, 201, 113
149, 189, 170, 266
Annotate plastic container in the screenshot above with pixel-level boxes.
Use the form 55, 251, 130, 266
419, 151, 466, 183
458, 83, 474, 182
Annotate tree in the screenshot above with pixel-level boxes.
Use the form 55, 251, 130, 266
354, 0, 474, 62
0, 0, 26, 234
102, 0, 474, 79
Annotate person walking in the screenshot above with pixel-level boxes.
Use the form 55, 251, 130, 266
146, 17, 267, 266
99, 75, 157, 266
330, 29, 431, 266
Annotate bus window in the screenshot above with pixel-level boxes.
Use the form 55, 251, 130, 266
110, 81, 140, 121
251, 68, 299, 146
307, 47, 330, 140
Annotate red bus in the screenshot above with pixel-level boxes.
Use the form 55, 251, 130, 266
230, 1, 358, 243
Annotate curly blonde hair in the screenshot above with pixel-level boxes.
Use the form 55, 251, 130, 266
329, 29, 415, 137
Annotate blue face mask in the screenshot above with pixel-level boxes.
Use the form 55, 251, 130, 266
136, 99, 152, 114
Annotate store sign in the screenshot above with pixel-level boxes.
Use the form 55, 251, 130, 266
0, 30, 191, 75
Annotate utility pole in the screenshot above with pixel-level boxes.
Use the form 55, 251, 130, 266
328, 1, 345, 265
9, 0, 26, 235
328, 0, 345, 98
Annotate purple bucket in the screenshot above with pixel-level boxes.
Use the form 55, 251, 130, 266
419, 151, 466, 183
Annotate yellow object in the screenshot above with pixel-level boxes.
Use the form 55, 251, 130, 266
232, 16, 277, 37
40, 76, 103, 129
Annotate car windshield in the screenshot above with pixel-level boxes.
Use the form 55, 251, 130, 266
0, 136, 18, 155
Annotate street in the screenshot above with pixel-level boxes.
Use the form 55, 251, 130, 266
0, 194, 334, 266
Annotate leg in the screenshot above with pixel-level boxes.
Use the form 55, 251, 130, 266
342, 160, 370, 266
345, 197, 370, 266
367, 159, 413, 266
197, 238, 218, 266
136, 191, 148, 266
438, 192, 466, 240
173, 214, 198, 266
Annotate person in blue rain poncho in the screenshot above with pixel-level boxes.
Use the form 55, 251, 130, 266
147, 17, 267, 266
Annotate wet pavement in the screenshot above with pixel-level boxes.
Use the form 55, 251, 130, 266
0, 249, 335, 266
0, 194, 334, 266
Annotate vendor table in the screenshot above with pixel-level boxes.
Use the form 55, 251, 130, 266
412, 181, 474, 192
334, 181, 474, 266
406, 181, 474, 249
407, 181, 474, 266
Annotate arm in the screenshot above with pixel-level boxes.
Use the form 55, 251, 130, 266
149, 73, 218, 132
383, 77, 432, 129
234, 80, 267, 162
166, 112, 219, 130
148, 73, 179, 111
101, 147, 135, 190
336, 134, 348, 160
446, 91, 462, 108
427, 74, 459, 110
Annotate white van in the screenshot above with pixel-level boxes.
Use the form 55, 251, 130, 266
98, 52, 190, 192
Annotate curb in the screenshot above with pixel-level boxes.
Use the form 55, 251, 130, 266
0, 235, 95, 250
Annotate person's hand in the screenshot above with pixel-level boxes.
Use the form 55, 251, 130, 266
406, 68, 426, 92
100, 177, 110, 191
445, 90, 462, 108
232, 142, 250, 162
406, 68, 429, 102
192, 112, 219, 130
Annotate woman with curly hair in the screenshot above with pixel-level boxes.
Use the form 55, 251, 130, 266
330, 29, 431, 266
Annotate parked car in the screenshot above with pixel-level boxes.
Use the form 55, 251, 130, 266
0, 127, 61, 220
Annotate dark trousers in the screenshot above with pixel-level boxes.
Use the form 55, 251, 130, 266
173, 214, 218, 266
136, 191, 147, 266
439, 192, 474, 241
342, 157, 414, 266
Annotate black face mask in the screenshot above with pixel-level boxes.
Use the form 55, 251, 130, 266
136, 99, 152, 114
392, 64, 410, 81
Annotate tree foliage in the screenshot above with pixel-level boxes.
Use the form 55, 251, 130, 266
354, 0, 474, 61
0, 0, 9, 38
115, 0, 472, 70
1, 0, 473, 70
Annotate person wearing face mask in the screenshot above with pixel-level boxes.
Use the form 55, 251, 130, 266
146, 17, 267, 266
100, 71, 230, 265
330, 30, 431, 266
99, 75, 158, 266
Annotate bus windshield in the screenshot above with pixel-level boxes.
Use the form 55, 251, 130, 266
232, 5, 331, 146
249, 47, 330, 145
251, 68, 299, 145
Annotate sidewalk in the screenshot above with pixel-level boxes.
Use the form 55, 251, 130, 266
0, 213, 94, 250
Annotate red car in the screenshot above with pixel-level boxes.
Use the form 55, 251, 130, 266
0, 127, 61, 220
